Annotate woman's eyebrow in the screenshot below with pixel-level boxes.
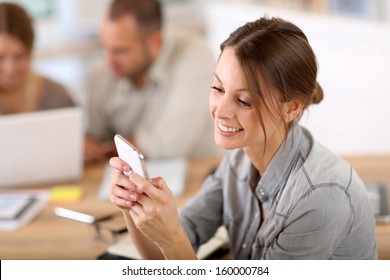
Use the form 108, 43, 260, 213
213, 73, 248, 93
213, 73, 222, 83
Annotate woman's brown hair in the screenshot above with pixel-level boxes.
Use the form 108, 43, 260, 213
220, 17, 323, 149
0, 2, 34, 53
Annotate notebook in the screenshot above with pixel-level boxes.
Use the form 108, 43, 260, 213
107, 226, 229, 260
0, 190, 49, 230
0, 107, 84, 188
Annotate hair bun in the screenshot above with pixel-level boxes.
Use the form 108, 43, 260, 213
311, 82, 323, 104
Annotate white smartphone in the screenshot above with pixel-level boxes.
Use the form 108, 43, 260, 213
114, 134, 149, 179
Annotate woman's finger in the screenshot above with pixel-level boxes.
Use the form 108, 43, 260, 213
110, 170, 140, 192
149, 177, 170, 192
110, 182, 139, 201
129, 172, 162, 200
129, 202, 143, 217
109, 185, 135, 208
110, 168, 144, 194
109, 157, 131, 173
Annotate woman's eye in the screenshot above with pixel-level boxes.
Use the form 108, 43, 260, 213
211, 86, 224, 93
238, 99, 252, 107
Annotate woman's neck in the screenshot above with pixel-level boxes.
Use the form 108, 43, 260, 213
0, 72, 41, 114
244, 131, 285, 176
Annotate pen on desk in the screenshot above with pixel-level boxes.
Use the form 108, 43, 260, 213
54, 207, 117, 224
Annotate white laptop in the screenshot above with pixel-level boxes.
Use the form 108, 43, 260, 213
0, 107, 84, 188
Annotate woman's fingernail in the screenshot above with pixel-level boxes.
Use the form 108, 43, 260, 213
130, 194, 137, 201
124, 165, 130, 171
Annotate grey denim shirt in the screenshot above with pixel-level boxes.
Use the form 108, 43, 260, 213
180, 125, 377, 259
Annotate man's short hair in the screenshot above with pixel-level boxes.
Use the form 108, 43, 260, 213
109, 0, 162, 31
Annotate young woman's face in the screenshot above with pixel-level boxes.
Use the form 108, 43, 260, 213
0, 33, 30, 91
209, 47, 283, 152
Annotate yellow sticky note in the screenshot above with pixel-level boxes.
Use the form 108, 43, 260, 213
50, 185, 83, 202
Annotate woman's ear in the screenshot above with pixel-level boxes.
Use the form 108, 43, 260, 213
283, 99, 304, 123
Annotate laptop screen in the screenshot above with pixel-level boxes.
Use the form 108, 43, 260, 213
0, 107, 84, 188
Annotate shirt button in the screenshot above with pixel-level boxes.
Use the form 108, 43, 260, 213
258, 189, 268, 201
242, 243, 247, 249
259, 188, 265, 196
255, 213, 259, 218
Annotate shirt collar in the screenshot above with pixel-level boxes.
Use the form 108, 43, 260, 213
257, 124, 305, 200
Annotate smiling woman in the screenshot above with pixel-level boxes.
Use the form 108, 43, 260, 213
209, 18, 323, 174
108, 16, 377, 260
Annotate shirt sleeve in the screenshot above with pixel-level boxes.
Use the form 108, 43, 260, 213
179, 156, 227, 252
135, 39, 215, 157
263, 185, 353, 259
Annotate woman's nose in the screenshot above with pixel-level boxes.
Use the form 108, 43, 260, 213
215, 94, 234, 119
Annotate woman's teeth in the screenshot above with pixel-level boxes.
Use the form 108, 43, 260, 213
218, 122, 242, 133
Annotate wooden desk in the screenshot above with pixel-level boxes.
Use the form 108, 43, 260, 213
0, 156, 389, 259
0, 157, 221, 260
343, 155, 390, 260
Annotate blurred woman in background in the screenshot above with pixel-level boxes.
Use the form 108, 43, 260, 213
0, 2, 74, 114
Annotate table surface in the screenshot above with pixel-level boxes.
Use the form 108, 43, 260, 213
0, 155, 389, 260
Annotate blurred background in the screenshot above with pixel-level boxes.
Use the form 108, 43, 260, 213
5, 0, 390, 156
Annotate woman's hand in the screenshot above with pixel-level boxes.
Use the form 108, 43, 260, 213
127, 172, 183, 247
109, 157, 142, 211
110, 157, 196, 259
109, 156, 196, 259
109, 156, 181, 243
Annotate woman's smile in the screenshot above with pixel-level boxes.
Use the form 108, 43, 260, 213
217, 121, 243, 136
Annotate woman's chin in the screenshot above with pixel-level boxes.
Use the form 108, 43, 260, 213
214, 138, 240, 151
